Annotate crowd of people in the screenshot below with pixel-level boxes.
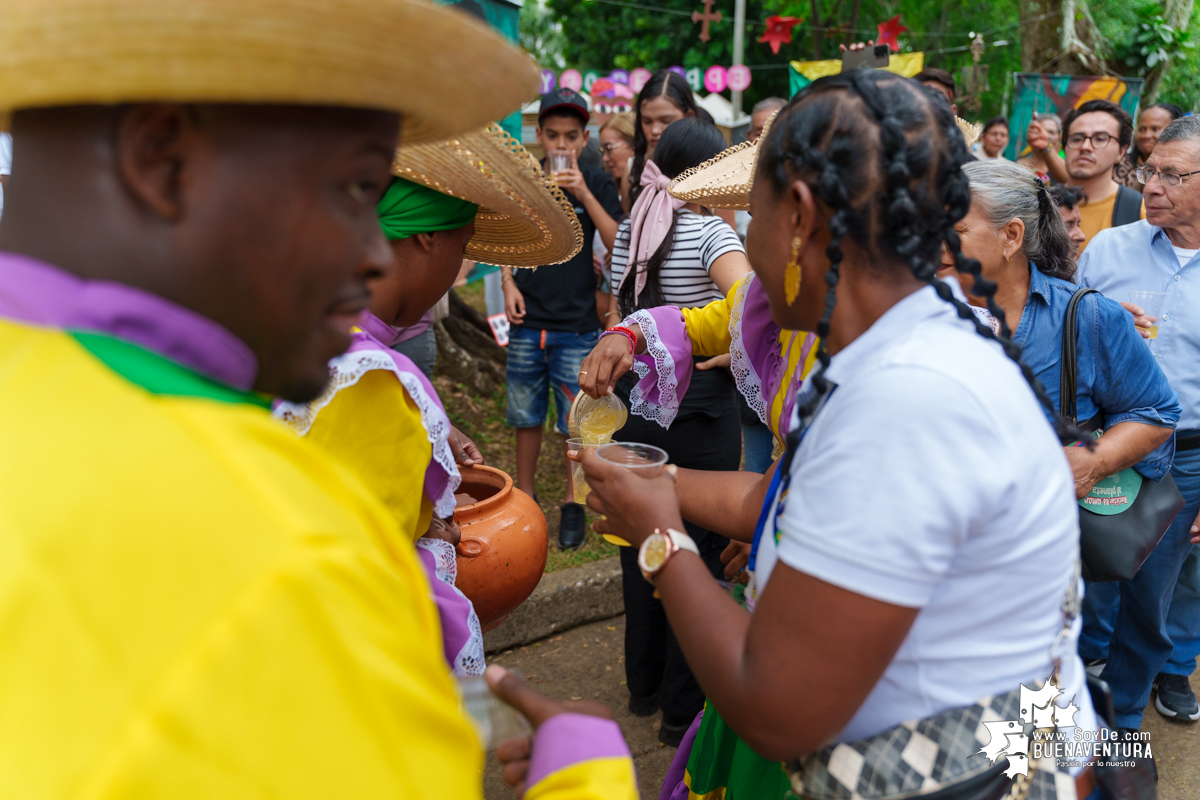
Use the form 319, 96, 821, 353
1, 1, 1199, 799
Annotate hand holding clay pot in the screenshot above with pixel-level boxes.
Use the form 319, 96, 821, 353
453, 465, 548, 631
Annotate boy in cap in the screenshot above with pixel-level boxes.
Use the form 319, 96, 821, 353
0, 1, 635, 797
502, 87, 622, 549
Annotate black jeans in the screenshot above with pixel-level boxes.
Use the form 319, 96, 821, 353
613, 361, 741, 718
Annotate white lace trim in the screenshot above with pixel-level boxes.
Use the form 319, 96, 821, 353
970, 305, 1001, 334
416, 538, 486, 677
728, 274, 769, 426
625, 309, 681, 429
274, 349, 461, 518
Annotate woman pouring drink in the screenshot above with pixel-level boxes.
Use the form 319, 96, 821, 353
578, 70, 1104, 799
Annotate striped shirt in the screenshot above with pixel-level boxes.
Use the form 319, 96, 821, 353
611, 211, 743, 309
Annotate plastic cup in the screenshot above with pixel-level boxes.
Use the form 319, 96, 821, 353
1129, 291, 1169, 340
457, 669, 533, 750
547, 151, 571, 178
592, 442, 669, 546
566, 437, 595, 506
570, 391, 628, 444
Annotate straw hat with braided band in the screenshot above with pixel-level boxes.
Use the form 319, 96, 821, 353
0, 0, 538, 145
392, 124, 584, 268
668, 111, 779, 210
671, 112, 982, 209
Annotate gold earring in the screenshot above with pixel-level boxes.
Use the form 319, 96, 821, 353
785, 236, 803, 306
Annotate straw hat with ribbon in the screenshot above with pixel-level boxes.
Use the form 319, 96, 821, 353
392, 123, 583, 268
670, 111, 983, 209
0, 0, 538, 145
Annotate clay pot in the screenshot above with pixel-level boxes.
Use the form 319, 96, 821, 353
453, 465, 548, 632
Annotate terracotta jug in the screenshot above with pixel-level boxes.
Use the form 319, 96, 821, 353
453, 465, 548, 631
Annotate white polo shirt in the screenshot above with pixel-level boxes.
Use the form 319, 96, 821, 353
753, 284, 1096, 744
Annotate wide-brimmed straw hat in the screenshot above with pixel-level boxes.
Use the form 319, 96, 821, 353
0, 0, 538, 144
671, 112, 984, 209
668, 111, 778, 210
392, 124, 583, 268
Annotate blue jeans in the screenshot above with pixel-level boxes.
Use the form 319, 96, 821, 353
741, 420, 775, 474
505, 325, 599, 435
1078, 445, 1200, 727
1164, 543, 1200, 676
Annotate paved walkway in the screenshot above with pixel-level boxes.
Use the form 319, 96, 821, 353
484, 616, 1200, 800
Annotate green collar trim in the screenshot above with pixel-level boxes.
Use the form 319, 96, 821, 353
69, 329, 272, 409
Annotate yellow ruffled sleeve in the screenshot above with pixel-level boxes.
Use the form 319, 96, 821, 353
679, 276, 743, 358
303, 369, 433, 543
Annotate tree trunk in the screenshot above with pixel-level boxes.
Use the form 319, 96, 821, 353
434, 289, 507, 397
1020, 0, 1102, 75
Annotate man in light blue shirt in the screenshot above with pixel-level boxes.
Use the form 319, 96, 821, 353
1077, 115, 1200, 728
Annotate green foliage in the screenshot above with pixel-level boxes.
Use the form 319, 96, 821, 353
529, 1, 1200, 119
1112, 4, 1194, 75
520, 1, 568, 69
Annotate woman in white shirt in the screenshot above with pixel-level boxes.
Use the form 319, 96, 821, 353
605, 117, 751, 747
580, 71, 1105, 798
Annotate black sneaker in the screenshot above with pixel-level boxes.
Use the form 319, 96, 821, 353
558, 502, 586, 550
659, 712, 694, 748
1154, 673, 1200, 721
1115, 727, 1158, 782
628, 691, 659, 717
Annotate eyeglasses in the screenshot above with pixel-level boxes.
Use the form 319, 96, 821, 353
600, 141, 632, 153
1065, 132, 1116, 149
1135, 167, 1200, 188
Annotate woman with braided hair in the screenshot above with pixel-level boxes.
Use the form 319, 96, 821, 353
577, 70, 1107, 799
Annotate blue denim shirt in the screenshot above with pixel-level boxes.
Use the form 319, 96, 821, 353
1012, 265, 1179, 479
1078, 220, 1200, 435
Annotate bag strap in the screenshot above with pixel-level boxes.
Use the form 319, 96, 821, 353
1111, 185, 1143, 228
1058, 287, 1098, 423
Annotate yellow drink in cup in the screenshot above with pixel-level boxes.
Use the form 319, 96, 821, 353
593, 442, 669, 547
566, 438, 594, 506
1129, 291, 1169, 341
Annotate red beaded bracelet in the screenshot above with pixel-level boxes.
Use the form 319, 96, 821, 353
602, 325, 638, 355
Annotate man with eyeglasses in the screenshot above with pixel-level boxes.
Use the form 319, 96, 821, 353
1059, 99, 1146, 251
1076, 114, 1200, 736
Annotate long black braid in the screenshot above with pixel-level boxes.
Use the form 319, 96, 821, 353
760, 70, 1086, 451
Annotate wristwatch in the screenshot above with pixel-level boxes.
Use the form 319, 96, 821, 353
638, 528, 699, 584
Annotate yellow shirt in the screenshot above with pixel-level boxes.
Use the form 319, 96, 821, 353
681, 274, 820, 443
0, 320, 636, 800
1078, 188, 1146, 252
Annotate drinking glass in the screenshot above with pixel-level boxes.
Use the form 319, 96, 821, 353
547, 151, 571, 178
457, 669, 532, 750
1129, 291, 1169, 341
566, 437, 596, 506
592, 442, 669, 547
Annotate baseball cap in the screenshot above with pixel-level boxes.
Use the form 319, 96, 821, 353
538, 87, 590, 125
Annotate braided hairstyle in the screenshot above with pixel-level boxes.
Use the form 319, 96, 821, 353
758, 69, 1084, 445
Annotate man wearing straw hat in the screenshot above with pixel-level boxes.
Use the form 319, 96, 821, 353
0, 1, 635, 797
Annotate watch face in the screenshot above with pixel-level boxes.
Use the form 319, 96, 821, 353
641, 533, 668, 572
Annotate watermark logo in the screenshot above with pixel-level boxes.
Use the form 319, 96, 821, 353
978, 678, 1151, 775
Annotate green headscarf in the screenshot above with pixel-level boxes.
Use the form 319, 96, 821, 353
376, 177, 479, 241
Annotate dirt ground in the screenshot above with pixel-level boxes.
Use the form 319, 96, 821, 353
481, 616, 1200, 800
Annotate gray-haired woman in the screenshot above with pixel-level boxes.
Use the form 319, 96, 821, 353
940, 158, 1181, 742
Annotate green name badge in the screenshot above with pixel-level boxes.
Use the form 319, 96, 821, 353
1079, 467, 1143, 516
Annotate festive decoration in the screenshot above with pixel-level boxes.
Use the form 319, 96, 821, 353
875, 15, 907, 52
758, 15, 800, 55
726, 65, 752, 92
703, 65, 727, 92
537, 64, 751, 97
629, 67, 652, 93
692, 0, 722, 43
591, 79, 635, 116
1008, 73, 1143, 160
559, 68, 582, 92
789, 52, 924, 95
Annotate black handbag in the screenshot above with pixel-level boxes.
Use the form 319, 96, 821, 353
1060, 287, 1185, 582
